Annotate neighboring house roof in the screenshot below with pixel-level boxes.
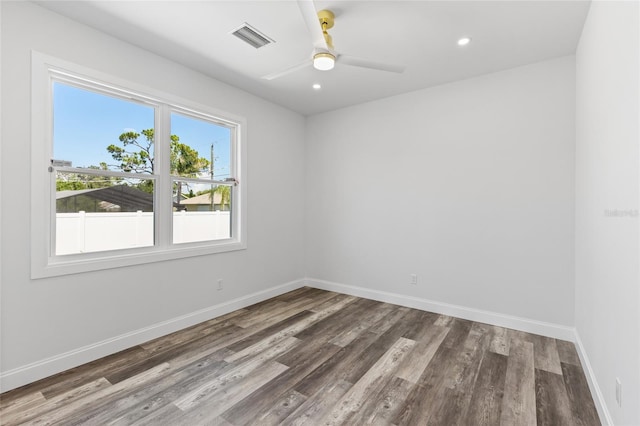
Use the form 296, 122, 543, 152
56, 186, 154, 211
57, 187, 222, 211
179, 192, 224, 205
56, 188, 102, 199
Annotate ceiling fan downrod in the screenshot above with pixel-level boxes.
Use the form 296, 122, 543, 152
318, 9, 335, 50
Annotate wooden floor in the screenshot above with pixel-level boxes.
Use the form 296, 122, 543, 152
1, 287, 600, 426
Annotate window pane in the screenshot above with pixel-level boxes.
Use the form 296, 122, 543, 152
55, 172, 154, 255
53, 82, 155, 173
170, 112, 232, 181
173, 182, 232, 244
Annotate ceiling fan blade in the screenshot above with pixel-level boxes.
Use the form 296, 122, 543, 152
297, 0, 329, 51
339, 55, 406, 74
262, 60, 312, 81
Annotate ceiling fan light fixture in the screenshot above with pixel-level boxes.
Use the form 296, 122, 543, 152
313, 52, 336, 71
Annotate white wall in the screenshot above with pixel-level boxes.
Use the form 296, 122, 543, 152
306, 56, 576, 326
0, 1, 306, 389
575, 1, 640, 425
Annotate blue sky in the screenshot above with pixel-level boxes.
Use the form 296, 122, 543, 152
53, 82, 231, 179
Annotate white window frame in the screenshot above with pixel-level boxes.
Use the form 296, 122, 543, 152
31, 52, 247, 279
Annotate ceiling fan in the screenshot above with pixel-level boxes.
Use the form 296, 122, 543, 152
262, 0, 406, 80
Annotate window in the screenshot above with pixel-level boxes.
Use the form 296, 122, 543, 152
31, 53, 246, 278
53, 82, 157, 255
170, 112, 234, 244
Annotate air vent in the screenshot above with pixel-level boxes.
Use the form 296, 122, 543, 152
231, 23, 274, 49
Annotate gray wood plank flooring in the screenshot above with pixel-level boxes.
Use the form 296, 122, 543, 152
0, 287, 601, 425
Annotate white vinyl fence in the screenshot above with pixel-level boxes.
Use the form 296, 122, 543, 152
56, 211, 231, 255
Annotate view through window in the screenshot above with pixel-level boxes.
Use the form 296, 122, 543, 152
171, 112, 233, 244
52, 81, 237, 255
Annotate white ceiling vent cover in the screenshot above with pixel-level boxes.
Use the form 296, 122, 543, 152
231, 23, 274, 49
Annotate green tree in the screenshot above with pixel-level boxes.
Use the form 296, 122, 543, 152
107, 129, 210, 197
214, 185, 231, 211
197, 185, 231, 211
56, 163, 117, 191
107, 129, 155, 174
169, 135, 210, 201
56, 179, 87, 191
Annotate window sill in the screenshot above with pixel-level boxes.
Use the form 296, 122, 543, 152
31, 241, 247, 279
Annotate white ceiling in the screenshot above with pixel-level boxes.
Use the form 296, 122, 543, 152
37, 1, 590, 116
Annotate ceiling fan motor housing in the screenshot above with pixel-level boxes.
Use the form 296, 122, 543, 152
318, 9, 335, 29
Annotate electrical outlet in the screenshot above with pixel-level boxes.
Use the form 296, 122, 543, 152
217, 279, 223, 291
410, 274, 418, 285
616, 378, 622, 407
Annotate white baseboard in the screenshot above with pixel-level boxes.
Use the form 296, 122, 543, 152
573, 332, 613, 426
0, 279, 305, 393
305, 277, 576, 341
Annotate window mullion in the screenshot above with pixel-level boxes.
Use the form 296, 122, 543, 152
231, 124, 241, 242
155, 104, 172, 249
49, 166, 57, 259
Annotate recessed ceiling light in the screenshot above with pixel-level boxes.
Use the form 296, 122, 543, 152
457, 37, 472, 46
312, 83, 322, 90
